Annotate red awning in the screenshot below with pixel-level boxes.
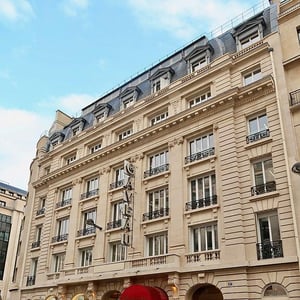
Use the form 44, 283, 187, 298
120, 285, 168, 300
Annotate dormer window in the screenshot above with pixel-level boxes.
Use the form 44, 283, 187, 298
120, 86, 141, 110
49, 132, 65, 149
234, 17, 265, 51
69, 117, 86, 137
185, 43, 213, 74
150, 67, 174, 94
93, 103, 112, 124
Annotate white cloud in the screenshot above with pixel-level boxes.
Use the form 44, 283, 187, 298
126, 0, 262, 40
61, 0, 89, 17
0, 0, 34, 22
0, 108, 52, 190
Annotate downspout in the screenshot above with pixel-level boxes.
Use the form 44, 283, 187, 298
269, 46, 300, 267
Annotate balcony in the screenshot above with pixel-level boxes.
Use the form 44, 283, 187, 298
289, 89, 300, 106
186, 250, 220, 263
251, 181, 276, 196
36, 207, 45, 216
185, 147, 215, 164
185, 195, 217, 211
51, 234, 68, 243
26, 275, 36, 286
142, 208, 169, 221
107, 219, 122, 230
144, 164, 169, 178
109, 180, 124, 190
80, 189, 99, 200
31, 241, 41, 249
256, 240, 283, 260
246, 129, 270, 144
56, 198, 72, 209
77, 227, 96, 237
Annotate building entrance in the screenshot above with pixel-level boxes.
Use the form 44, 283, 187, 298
191, 284, 223, 300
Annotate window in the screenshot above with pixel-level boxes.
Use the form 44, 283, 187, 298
93, 103, 112, 124
251, 158, 275, 195
144, 150, 169, 178
80, 248, 92, 267
256, 211, 283, 259
147, 232, 168, 256
52, 218, 69, 243
57, 187, 72, 207
110, 167, 124, 189
143, 187, 169, 221
191, 223, 218, 252
185, 44, 212, 74
64, 153, 76, 165
108, 202, 122, 229
0, 201, 6, 207
239, 31, 260, 49
189, 90, 211, 108
53, 253, 65, 273
118, 128, 133, 141
150, 67, 174, 94
110, 241, 126, 262
123, 97, 134, 109
78, 210, 96, 236
150, 111, 168, 126
297, 27, 300, 44
27, 258, 38, 286
186, 133, 214, 163
247, 113, 269, 143
243, 68, 262, 86
187, 174, 217, 210
32, 226, 42, 248
89, 142, 102, 154
81, 177, 99, 199
264, 283, 287, 296
191, 56, 208, 72
120, 86, 140, 109
0, 214, 11, 280
44, 166, 50, 175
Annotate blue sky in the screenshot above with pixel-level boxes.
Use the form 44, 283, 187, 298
0, 0, 267, 190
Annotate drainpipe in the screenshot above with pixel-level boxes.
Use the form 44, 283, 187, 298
269, 46, 300, 268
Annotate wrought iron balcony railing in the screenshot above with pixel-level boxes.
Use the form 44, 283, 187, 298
246, 129, 270, 143
36, 207, 45, 216
251, 181, 276, 196
185, 195, 217, 211
144, 164, 169, 178
107, 219, 122, 230
290, 89, 300, 106
109, 180, 124, 190
142, 208, 169, 221
31, 241, 41, 249
185, 147, 215, 164
51, 234, 68, 243
80, 189, 99, 200
56, 198, 72, 209
77, 226, 96, 237
256, 240, 283, 260
26, 275, 36, 286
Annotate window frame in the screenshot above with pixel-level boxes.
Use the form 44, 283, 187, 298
118, 127, 133, 141
147, 187, 169, 214
53, 253, 65, 273
189, 89, 211, 108
110, 241, 127, 262
243, 68, 262, 86
146, 232, 168, 257
79, 248, 93, 267
150, 110, 169, 126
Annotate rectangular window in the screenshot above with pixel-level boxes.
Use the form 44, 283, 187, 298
118, 128, 133, 141
147, 232, 168, 256
247, 113, 269, 143
30, 258, 38, 277
256, 211, 283, 259
188, 133, 214, 160
90, 142, 102, 154
53, 253, 65, 273
32, 226, 42, 248
190, 174, 216, 203
110, 241, 126, 262
55, 218, 69, 242
189, 90, 211, 108
87, 177, 99, 193
152, 78, 161, 93
0, 201, 5, 207
252, 158, 275, 195
65, 154, 76, 165
191, 223, 218, 252
110, 167, 125, 189
297, 26, 300, 44
123, 97, 134, 109
150, 150, 168, 169
190, 56, 208, 72
243, 68, 262, 86
150, 111, 168, 126
80, 248, 93, 267
240, 31, 260, 49
61, 187, 72, 202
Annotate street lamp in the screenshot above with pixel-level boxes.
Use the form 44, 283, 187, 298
292, 162, 300, 174
86, 219, 102, 231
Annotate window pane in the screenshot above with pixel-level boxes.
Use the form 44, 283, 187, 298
264, 159, 274, 182
270, 215, 280, 241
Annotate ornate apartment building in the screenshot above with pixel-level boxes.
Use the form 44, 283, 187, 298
12, 0, 300, 299
0, 181, 26, 300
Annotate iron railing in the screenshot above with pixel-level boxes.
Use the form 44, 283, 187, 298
251, 181, 276, 196
246, 129, 270, 143
256, 240, 283, 260
26, 275, 36, 286
107, 219, 122, 230
110, 180, 124, 190
144, 164, 169, 178
77, 227, 96, 237
290, 89, 300, 106
142, 208, 169, 221
80, 189, 99, 200
36, 207, 45, 216
51, 234, 68, 243
56, 198, 72, 209
185, 195, 217, 211
185, 148, 215, 164
31, 241, 41, 248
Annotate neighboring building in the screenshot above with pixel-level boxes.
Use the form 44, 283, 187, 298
12, 0, 300, 299
0, 181, 26, 300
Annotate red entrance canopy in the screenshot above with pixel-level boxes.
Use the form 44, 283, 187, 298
120, 285, 168, 300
